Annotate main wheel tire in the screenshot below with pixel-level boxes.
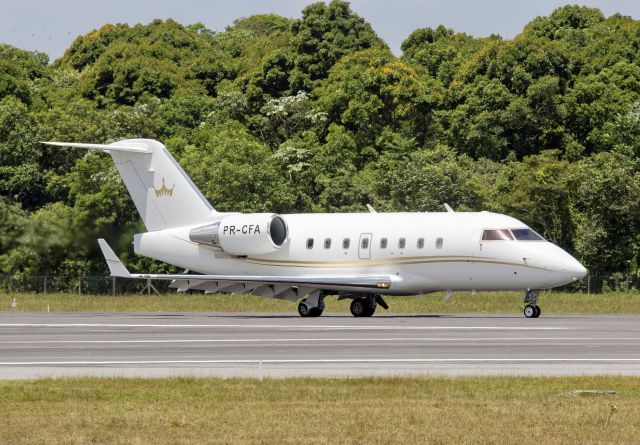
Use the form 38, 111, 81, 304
351, 298, 376, 317
524, 304, 536, 318
350, 298, 367, 317
308, 307, 323, 317
363, 301, 376, 317
298, 300, 311, 317
533, 305, 541, 318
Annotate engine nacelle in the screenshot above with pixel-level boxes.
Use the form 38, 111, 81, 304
189, 213, 288, 255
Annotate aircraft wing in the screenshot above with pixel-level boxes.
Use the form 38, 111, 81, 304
98, 239, 393, 301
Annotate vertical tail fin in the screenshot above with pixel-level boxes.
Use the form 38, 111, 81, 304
43, 139, 215, 231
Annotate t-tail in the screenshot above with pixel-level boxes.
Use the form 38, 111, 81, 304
42, 139, 215, 231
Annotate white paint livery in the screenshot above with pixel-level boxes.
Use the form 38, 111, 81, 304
44, 139, 587, 318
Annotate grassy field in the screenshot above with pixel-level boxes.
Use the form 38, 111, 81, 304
0, 376, 638, 444
1, 290, 640, 314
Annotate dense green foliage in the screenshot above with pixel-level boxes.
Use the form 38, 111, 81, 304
0, 2, 639, 277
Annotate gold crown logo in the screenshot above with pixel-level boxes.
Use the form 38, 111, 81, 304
154, 177, 175, 197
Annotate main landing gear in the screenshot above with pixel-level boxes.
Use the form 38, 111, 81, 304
297, 292, 389, 318
350, 295, 388, 318
298, 291, 325, 317
299, 290, 540, 319
523, 289, 541, 318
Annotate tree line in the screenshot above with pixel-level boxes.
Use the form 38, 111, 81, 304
0, 2, 639, 277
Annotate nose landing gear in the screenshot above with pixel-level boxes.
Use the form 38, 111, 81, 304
523, 304, 540, 318
523, 290, 541, 318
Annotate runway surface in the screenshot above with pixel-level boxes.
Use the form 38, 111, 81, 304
1, 312, 640, 379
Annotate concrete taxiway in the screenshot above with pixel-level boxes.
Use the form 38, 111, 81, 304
1, 312, 639, 379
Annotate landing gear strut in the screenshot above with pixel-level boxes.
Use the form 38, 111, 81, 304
523, 290, 541, 318
350, 295, 388, 317
298, 291, 325, 317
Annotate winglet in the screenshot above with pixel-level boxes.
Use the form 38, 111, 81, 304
443, 203, 454, 213
366, 204, 377, 214
97, 239, 131, 277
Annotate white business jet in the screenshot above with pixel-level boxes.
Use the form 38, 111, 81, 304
43, 139, 587, 318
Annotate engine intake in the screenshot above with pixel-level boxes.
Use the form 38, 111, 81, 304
189, 213, 288, 255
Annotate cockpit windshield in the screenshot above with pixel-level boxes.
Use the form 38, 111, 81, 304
510, 228, 544, 241
482, 229, 513, 241
482, 228, 545, 241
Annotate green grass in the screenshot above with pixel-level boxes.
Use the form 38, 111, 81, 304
1, 291, 640, 314
1, 376, 639, 444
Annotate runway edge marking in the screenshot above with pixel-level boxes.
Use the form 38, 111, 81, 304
4, 337, 640, 344
2, 358, 640, 366
0, 323, 567, 330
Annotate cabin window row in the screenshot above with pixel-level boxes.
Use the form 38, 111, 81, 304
306, 237, 443, 250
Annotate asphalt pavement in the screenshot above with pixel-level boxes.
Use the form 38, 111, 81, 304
1, 311, 639, 379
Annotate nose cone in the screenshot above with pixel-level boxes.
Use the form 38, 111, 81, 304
526, 242, 587, 288
564, 256, 588, 281
551, 246, 587, 284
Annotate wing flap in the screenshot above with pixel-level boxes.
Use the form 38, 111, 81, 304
172, 280, 309, 300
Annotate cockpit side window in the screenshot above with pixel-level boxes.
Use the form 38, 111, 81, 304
482, 229, 514, 241
511, 228, 544, 241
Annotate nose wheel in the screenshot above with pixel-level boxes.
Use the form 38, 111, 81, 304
523, 290, 541, 318
524, 304, 541, 318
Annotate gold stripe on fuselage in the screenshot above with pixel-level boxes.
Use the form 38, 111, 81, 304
242, 257, 550, 271
244, 255, 492, 266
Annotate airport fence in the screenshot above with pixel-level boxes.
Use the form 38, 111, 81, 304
0, 275, 172, 295
0, 274, 638, 295
553, 274, 640, 294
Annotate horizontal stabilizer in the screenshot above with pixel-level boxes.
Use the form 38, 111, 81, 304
41, 141, 151, 154
43, 138, 215, 231
97, 239, 131, 278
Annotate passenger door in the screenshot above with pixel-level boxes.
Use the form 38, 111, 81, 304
358, 233, 372, 260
